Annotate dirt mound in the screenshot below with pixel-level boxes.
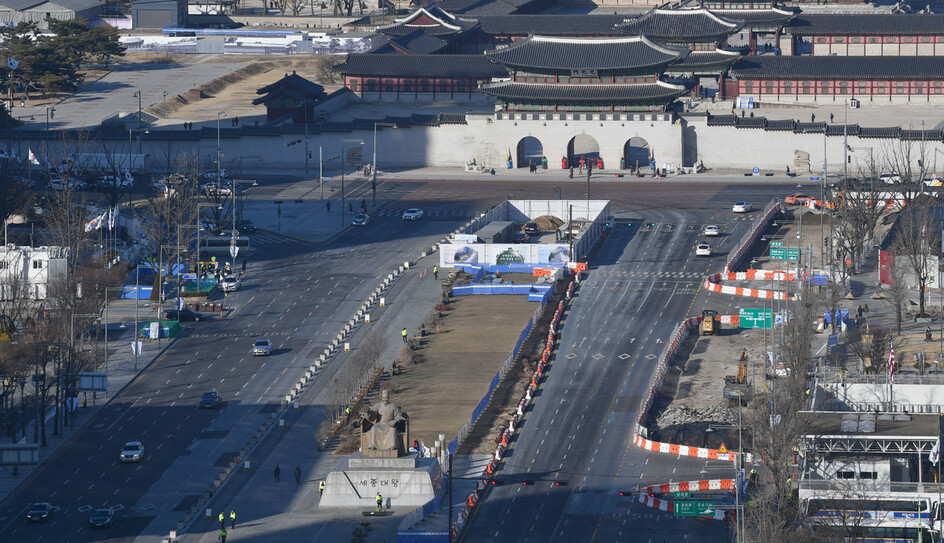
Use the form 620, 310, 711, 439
530, 215, 564, 231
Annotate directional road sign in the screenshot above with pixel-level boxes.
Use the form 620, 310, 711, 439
673, 491, 692, 498
769, 241, 783, 247
770, 247, 800, 260
739, 308, 772, 329
674, 501, 716, 517
809, 176, 821, 181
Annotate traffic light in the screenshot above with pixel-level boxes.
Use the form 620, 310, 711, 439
521, 480, 535, 486
554, 481, 568, 486
308, 151, 312, 159
491, 479, 502, 485
618, 490, 631, 496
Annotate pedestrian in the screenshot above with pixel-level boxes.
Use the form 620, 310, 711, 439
230, 509, 236, 529
234, 116, 239, 126
218, 512, 225, 529
401, 327, 408, 343
319, 480, 326, 495
295, 465, 302, 484
568, 166, 573, 179
433, 265, 438, 280
741, 109, 745, 117
219, 528, 227, 542
927, 326, 933, 342
749, 111, 754, 118
361, 199, 367, 212
326, 200, 331, 212
274, 464, 280, 482
578, 155, 585, 173
376, 492, 383, 512
811, 113, 816, 123
830, 113, 834, 123
241, 259, 247, 273
349, 202, 353, 213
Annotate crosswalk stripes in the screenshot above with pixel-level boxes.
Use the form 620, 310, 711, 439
247, 231, 301, 245
595, 270, 704, 280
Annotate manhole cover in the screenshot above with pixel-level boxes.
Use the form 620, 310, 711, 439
618, 353, 630, 360
645, 354, 657, 360
565, 352, 577, 359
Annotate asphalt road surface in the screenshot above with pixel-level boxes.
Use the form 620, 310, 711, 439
0, 176, 805, 543
461, 187, 789, 542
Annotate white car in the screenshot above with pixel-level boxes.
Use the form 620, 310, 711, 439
120, 441, 145, 463
221, 274, 240, 292
880, 172, 901, 184
703, 225, 720, 237
402, 208, 424, 221
695, 241, 712, 257
732, 201, 752, 213
252, 339, 272, 356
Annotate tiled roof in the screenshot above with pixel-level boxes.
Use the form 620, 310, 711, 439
706, 114, 738, 126
372, 30, 449, 54
784, 13, 944, 36
669, 49, 740, 70
478, 80, 687, 104
616, 8, 743, 43
256, 72, 327, 99
0, 0, 43, 10
438, 0, 517, 16
900, 129, 940, 141
484, 35, 686, 72
736, 117, 766, 128
475, 14, 626, 36
730, 56, 944, 79
860, 127, 902, 139
378, 6, 478, 37
765, 119, 795, 131
712, 8, 795, 28
335, 54, 507, 77
825, 124, 858, 136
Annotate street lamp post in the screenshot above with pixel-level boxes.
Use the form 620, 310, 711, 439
372, 122, 396, 207
45, 106, 55, 161
340, 139, 364, 227
133, 91, 143, 128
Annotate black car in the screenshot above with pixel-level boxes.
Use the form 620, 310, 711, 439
200, 390, 221, 409
524, 222, 540, 235
237, 219, 256, 234
164, 308, 207, 322
27, 502, 53, 522
89, 508, 115, 528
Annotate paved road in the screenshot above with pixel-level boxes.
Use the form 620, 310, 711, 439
460, 184, 796, 542
0, 198, 467, 542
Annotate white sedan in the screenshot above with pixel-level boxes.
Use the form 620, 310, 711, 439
402, 208, 424, 221
695, 241, 712, 257
703, 225, 720, 237
732, 201, 752, 213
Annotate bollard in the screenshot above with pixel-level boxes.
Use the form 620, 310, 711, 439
279, 419, 285, 428
365, 313, 371, 323
404, 261, 411, 269
206, 508, 212, 519
344, 342, 351, 351
293, 401, 299, 410
244, 459, 251, 470
380, 297, 386, 306
170, 529, 177, 539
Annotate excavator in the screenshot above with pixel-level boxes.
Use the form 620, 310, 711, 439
700, 309, 718, 336
723, 348, 752, 402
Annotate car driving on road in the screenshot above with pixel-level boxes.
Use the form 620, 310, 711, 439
402, 208, 424, 221
695, 241, 712, 257
252, 339, 272, 356
732, 201, 752, 213
221, 274, 241, 292
89, 508, 116, 529
703, 225, 720, 237
200, 390, 221, 409
26, 502, 53, 522
120, 441, 145, 463
352, 214, 370, 226
784, 193, 813, 205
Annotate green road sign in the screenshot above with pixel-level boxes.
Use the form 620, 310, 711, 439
770, 247, 800, 260
769, 241, 784, 247
674, 501, 716, 517
673, 491, 692, 498
739, 308, 772, 329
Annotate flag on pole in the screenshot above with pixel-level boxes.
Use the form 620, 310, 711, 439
0, 148, 9, 159
888, 338, 896, 384
931, 438, 940, 465
28, 148, 39, 165
107, 204, 119, 230
84, 211, 107, 232
6, 57, 18, 70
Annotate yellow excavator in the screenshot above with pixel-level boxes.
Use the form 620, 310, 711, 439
700, 309, 718, 336
723, 348, 751, 401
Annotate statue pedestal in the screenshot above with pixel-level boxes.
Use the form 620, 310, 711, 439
320, 452, 444, 509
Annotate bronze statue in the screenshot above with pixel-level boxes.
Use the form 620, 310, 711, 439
361, 390, 408, 454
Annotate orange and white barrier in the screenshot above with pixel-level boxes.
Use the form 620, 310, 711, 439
633, 434, 753, 464
704, 269, 797, 301
644, 478, 734, 495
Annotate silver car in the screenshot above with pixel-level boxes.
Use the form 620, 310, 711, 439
120, 441, 145, 463
252, 339, 272, 356
352, 214, 370, 226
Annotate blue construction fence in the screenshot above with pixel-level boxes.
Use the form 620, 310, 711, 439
119, 263, 187, 299
451, 264, 555, 302
397, 479, 450, 542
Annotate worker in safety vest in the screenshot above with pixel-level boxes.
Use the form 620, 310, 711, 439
376, 492, 383, 512
401, 328, 408, 343
320, 480, 326, 495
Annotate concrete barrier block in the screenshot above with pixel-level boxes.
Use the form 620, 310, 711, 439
421, 251, 427, 257
404, 261, 411, 269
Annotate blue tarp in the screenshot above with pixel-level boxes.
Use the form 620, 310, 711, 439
823, 310, 849, 324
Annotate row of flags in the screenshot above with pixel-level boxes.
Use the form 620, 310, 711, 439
84, 204, 120, 233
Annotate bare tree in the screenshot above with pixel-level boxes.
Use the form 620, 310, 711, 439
890, 205, 939, 318
883, 255, 908, 335
881, 137, 928, 210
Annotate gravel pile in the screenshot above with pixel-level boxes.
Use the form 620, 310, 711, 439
657, 404, 736, 427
